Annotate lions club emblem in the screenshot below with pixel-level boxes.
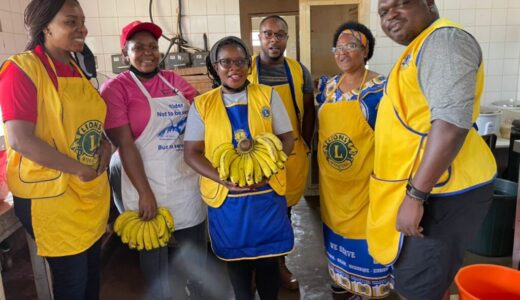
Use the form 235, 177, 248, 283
323, 133, 358, 171
261, 106, 271, 119
70, 120, 103, 167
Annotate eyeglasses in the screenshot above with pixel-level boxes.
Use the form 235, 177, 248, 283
261, 30, 288, 41
332, 43, 363, 54
215, 58, 249, 69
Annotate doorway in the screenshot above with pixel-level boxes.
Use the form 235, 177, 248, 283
310, 5, 358, 77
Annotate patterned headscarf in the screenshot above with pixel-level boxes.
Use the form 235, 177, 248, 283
339, 29, 368, 48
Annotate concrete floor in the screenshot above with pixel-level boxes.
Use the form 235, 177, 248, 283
1, 196, 513, 300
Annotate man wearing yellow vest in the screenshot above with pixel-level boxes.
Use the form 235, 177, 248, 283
367, 1, 496, 299
248, 15, 315, 290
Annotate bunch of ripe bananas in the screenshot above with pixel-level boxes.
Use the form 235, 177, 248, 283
113, 207, 175, 251
211, 132, 288, 187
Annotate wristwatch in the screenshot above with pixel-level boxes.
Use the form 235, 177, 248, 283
406, 182, 430, 202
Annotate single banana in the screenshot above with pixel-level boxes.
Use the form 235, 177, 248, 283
228, 155, 241, 184
251, 154, 264, 184
277, 150, 288, 162
114, 211, 138, 235
243, 153, 255, 186
160, 230, 171, 247
211, 143, 234, 168
158, 207, 175, 232
121, 217, 140, 245
136, 222, 146, 251
142, 222, 153, 251
238, 155, 247, 187
251, 151, 272, 178
255, 149, 279, 174
152, 215, 166, 239
219, 149, 238, 180
255, 139, 278, 162
257, 132, 283, 151
148, 221, 161, 249
127, 218, 142, 249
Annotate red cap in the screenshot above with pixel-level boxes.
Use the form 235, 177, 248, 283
120, 21, 162, 49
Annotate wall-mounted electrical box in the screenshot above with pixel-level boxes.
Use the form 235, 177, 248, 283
111, 54, 128, 74
191, 52, 209, 67
164, 52, 191, 69
111, 53, 165, 74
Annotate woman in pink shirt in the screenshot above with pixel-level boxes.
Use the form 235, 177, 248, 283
100, 21, 207, 300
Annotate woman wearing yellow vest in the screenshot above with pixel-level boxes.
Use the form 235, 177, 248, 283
0, 0, 111, 299
184, 36, 295, 300
368, 0, 496, 299
316, 22, 392, 300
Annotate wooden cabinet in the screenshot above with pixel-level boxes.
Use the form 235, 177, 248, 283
172, 67, 213, 95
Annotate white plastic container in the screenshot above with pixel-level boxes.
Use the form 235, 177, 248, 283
476, 108, 502, 135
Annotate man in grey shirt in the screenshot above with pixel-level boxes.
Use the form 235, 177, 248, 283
419, 28, 481, 130
370, 0, 496, 299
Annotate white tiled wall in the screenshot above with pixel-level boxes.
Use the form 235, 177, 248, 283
81, 0, 241, 76
2, 0, 519, 103
0, 0, 30, 65
368, 0, 520, 105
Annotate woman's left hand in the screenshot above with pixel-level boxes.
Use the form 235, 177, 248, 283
96, 138, 112, 174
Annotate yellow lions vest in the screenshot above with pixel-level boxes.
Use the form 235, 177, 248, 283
195, 84, 286, 208
367, 19, 496, 265
318, 81, 374, 239
4, 52, 110, 257
249, 56, 309, 206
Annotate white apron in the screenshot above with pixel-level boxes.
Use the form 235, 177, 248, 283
121, 72, 206, 230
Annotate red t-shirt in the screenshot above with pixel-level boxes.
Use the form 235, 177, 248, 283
0, 44, 83, 123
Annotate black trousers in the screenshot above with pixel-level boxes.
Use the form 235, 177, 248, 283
14, 197, 102, 300
393, 182, 494, 300
227, 257, 279, 300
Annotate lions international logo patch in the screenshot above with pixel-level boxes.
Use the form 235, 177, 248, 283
70, 120, 103, 167
323, 133, 358, 171
401, 53, 412, 69
261, 106, 271, 119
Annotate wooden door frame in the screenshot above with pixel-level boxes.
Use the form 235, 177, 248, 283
299, 0, 368, 73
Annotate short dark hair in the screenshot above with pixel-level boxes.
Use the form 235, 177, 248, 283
332, 21, 375, 63
24, 0, 79, 50
259, 15, 288, 31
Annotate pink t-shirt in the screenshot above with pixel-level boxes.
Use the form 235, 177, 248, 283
0, 44, 83, 123
100, 70, 197, 139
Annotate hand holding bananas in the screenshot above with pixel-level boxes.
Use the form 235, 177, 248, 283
113, 208, 175, 251
211, 132, 288, 187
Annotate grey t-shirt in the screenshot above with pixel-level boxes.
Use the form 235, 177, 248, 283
184, 88, 293, 141
418, 27, 482, 130
257, 60, 314, 94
